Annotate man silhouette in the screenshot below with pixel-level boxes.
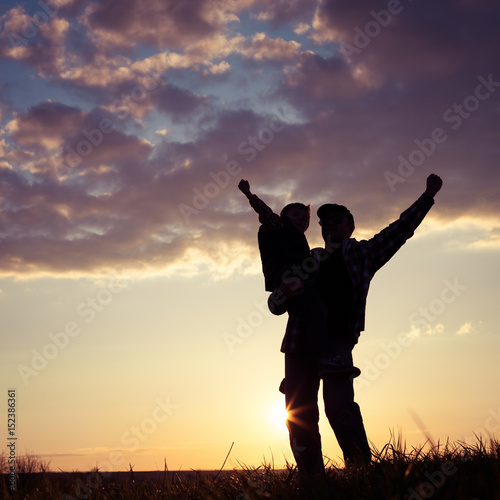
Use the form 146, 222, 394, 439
268, 174, 443, 475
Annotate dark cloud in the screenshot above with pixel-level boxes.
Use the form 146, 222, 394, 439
0, 0, 499, 276
7, 102, 83, 151
84, 0, 222, 50
153, 83, 211, 121
314, 0, 500, 81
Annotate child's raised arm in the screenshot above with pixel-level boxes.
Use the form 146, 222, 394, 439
238, 179, 281, 230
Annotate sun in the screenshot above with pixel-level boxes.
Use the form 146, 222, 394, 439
270, 399, 289, 431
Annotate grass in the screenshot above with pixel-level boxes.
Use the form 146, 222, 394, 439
2, 436, 500, 499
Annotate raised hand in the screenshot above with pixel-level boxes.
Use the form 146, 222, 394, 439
238, 179, 251, 196
425, 174, 443, 198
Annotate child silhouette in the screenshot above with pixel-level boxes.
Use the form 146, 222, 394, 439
239, 179, 344, 378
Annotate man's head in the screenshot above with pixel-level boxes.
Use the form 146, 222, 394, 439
317, 203, 355, 244
281, 203, 310, 233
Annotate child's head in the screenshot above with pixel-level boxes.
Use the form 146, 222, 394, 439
281, 203, 310, 233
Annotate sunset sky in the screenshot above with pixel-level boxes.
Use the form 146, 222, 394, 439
1, 0, 500, 472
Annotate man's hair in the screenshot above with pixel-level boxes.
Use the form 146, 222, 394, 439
317, 203, 355, 227
280, 202, 311, 219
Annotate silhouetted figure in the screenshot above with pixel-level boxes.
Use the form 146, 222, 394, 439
238, 179, 311, 292
268, 174, 443, 475
239, 180, 343, 375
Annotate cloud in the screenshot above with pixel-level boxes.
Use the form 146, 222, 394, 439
455, 321, 482, 336
80, 0, 224, 51
0, 1, 499, 278
6, 102, 84, 152
466, 227, 500, 250
0, 4, 69, 76
456, 322, 473, 336
0, 102, 285, 276
249, 0, 317, 26
408, 323, 445, 339
310, 0, 492, 82
294, 22, 310, 35
153, 83, 211, 121
244, 33, 302, 61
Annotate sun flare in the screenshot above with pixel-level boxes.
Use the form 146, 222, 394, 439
270, 400, 289, 431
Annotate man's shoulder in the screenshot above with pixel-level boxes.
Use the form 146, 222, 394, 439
340, 238, 368, 261
311, 240, 359, 260
311, 239, 359, 252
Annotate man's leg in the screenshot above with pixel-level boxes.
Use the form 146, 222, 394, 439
323, 375, 371, 466
284, 352, 325, 476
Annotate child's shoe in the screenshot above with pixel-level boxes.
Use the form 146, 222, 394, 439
279, 378, 286, 394
318, 356, 361, 379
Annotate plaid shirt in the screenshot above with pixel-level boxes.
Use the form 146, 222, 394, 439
269, 193, 435, 354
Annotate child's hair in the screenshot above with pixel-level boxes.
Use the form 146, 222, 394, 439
280, 202, 311, 219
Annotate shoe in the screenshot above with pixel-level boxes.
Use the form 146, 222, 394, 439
318, 358, 361, 379
319, 364, 361, 379
279, 378, 286, 394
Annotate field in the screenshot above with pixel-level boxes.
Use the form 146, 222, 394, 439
2, 437, 500, 499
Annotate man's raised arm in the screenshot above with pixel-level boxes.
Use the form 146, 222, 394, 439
423, 173, 443, 199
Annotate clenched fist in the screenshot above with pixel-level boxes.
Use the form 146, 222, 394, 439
425, 174, 443, 198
